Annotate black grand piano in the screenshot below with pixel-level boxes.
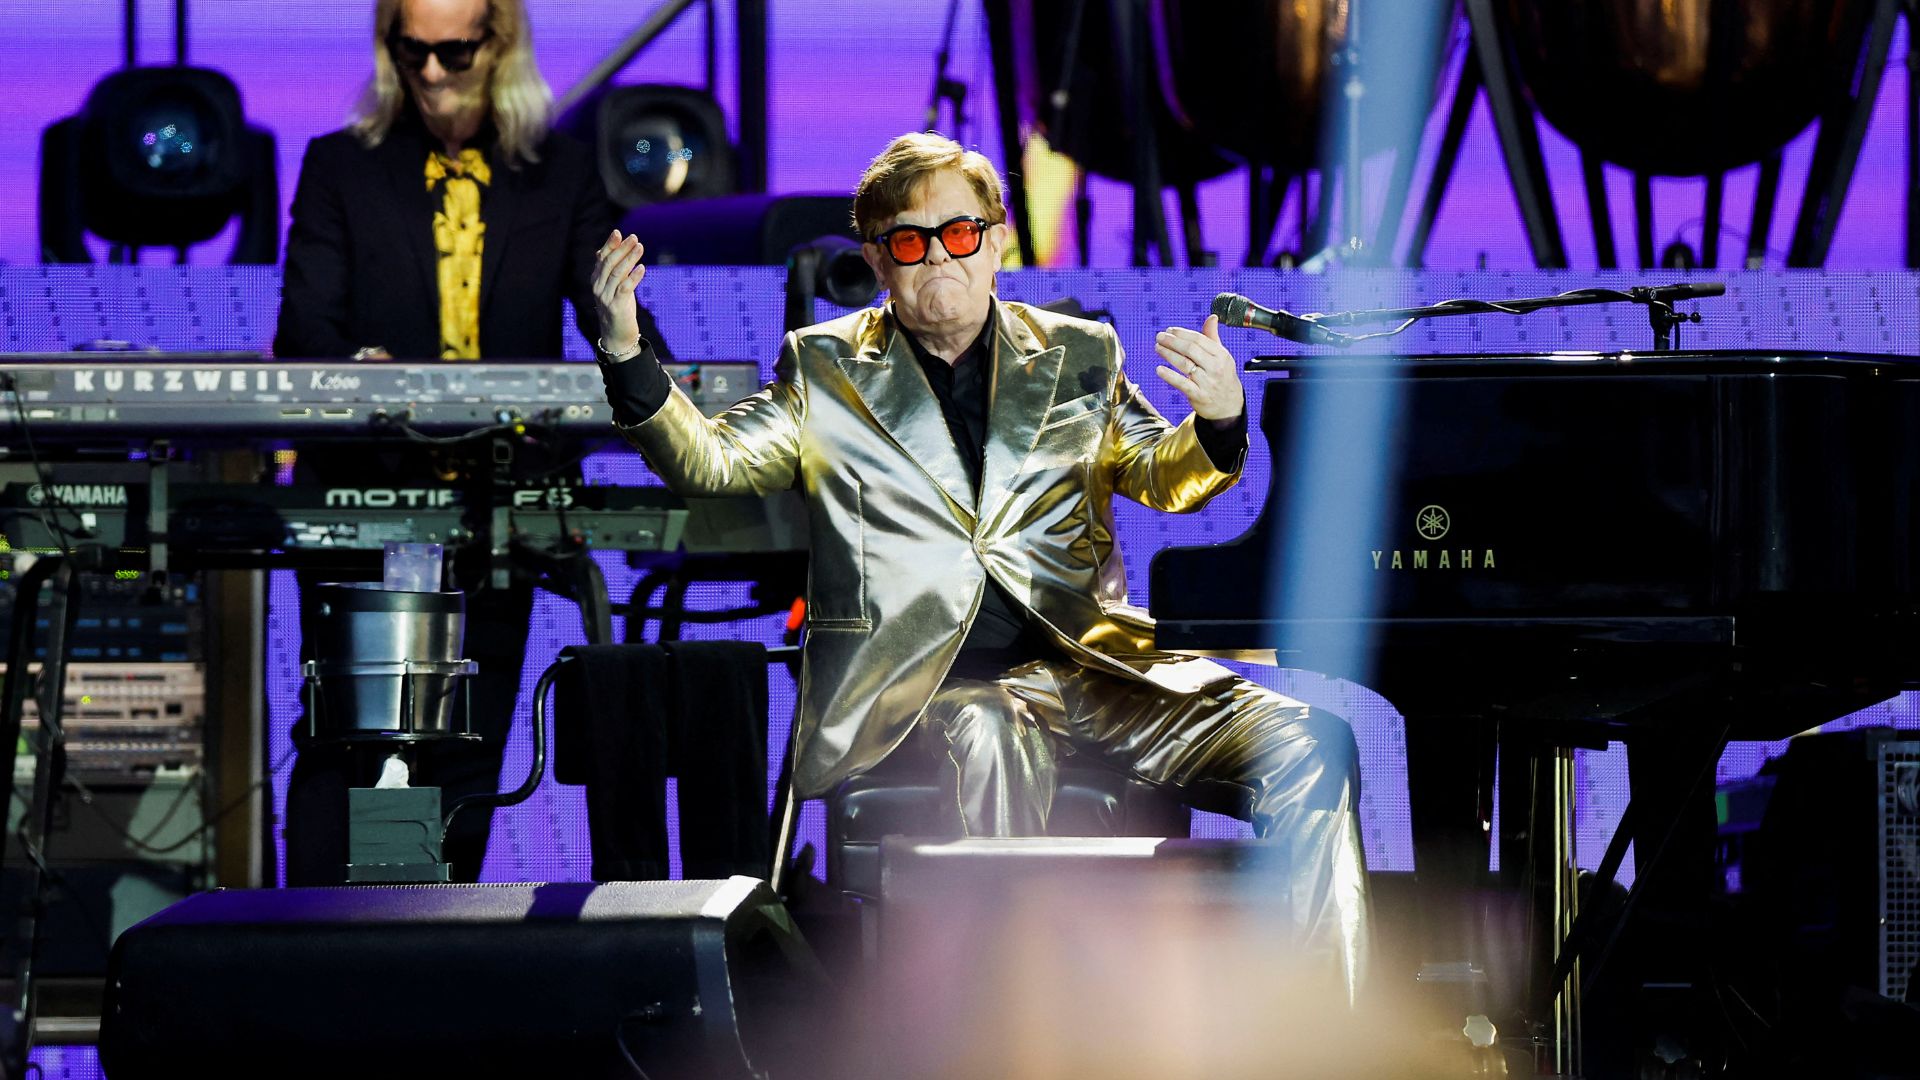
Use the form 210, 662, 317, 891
1149, 349, 1920, 1073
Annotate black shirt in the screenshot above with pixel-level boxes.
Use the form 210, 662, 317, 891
895, 304, 1056, 677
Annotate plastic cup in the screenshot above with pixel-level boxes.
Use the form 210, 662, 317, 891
381, 541, 444, 592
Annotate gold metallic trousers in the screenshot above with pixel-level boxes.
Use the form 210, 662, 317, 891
905, 658, 1372, 1002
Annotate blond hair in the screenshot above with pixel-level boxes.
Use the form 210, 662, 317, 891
852, 132, 1007, 239
349, 0, 552, 166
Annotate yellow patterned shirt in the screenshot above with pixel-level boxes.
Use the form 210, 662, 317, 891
425, 148, 491, 360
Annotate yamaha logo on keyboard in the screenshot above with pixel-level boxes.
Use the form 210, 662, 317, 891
26, 483, 128, 507
1371, 504, 1497, 571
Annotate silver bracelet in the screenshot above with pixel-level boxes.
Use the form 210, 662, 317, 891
595, 335, 644, 363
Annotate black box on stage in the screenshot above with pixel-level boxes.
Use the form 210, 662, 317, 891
100, 877, 820, 1079
1741, 728, 1920, 1003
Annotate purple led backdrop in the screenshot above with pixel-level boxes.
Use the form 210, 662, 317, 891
0, 4, 1909, 271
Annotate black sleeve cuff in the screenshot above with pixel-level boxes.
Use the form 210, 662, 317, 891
597, 338, 672, 426
1194, 397, 1249, 473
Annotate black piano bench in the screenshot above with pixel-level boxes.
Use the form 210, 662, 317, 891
825, 752, 1191, 902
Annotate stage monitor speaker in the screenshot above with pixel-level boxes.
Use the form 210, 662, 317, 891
1742, 727, 1920, 1003
620, 193, 857, 266
99, 877, 821, 1080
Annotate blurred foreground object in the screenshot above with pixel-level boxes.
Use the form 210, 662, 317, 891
855, 837, 1500, 1080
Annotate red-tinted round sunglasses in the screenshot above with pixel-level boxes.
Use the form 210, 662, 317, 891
869, 215, 992, 266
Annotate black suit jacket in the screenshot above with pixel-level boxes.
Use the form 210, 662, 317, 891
276, 115, 657, 360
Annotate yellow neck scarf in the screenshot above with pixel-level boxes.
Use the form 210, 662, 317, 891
425, 148, 492, 360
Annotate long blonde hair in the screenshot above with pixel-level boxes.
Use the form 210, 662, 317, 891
349, 0, 553, 166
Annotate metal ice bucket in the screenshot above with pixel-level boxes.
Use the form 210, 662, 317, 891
302, 583, 478, 744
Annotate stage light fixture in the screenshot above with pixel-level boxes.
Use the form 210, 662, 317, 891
561, 84, 735, 208
785, 235, 878, 333
39, 65, 278, 263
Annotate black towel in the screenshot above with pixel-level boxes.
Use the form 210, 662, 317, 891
552, 642, 769, 882
662, 640, 771, 879
555, 644, 672, 882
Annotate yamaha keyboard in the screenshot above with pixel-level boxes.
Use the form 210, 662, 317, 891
0, 356, 760, 440
0, 480, 688, 557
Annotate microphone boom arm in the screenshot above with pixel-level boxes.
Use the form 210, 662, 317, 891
1238, 282, 1725, 365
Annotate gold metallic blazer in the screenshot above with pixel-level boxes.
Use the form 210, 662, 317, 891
619, 301, 1248, 797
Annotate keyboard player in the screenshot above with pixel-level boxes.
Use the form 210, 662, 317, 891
271, 0, 668, 884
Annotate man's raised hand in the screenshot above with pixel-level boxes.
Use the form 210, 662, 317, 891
592, 229, 647, 354
1153, 314, 1243, 423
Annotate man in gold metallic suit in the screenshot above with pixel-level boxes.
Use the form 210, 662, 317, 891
590, 133, 1370, 996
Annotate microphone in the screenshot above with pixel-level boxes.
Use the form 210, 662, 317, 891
1635, 282, 1726, 303
1210, 293, 1353, 347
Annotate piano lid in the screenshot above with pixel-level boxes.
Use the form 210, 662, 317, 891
1150, 349, 1920, 733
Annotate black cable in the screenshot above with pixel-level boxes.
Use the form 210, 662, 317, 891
1331, 287, 1673, 345
64, 768, 200, 852
392, 419, 527, 448
1339, 318, 1422, 344
65, 745, 295, 857
509, 437, 622, 482
614, 1013, 658, 1080
925, 0, 968, 137
10, 823, 116, 968
385, 411, 597, 450
1665, 216, 1793, 267
1707, 959, 1762, 1057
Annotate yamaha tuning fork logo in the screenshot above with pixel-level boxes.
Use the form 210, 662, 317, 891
1371, 503, 1498, 571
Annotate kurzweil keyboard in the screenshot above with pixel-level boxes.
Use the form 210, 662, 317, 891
0, 356, 760, 440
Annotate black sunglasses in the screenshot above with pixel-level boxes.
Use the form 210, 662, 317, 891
388, 30, 493, 73
869, 215, 992, 266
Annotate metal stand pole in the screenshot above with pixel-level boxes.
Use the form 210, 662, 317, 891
736, 0, 768, 193
0, 549, 101, 1079
1550, 748, 1582, 1077
1338, 0, 1367, 260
